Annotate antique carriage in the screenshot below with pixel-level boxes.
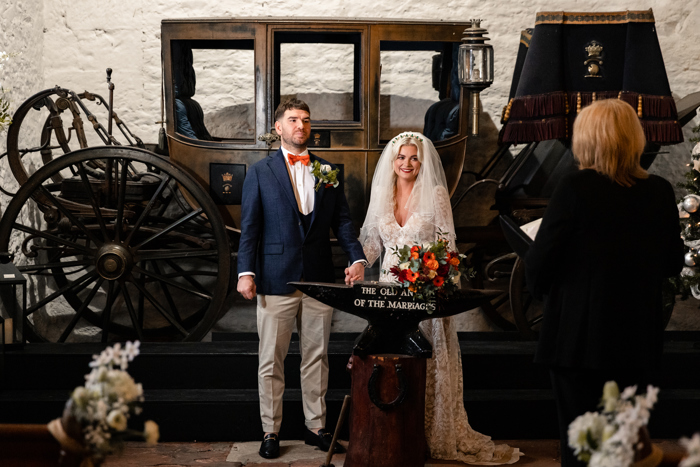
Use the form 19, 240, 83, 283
1, 18, 497, 343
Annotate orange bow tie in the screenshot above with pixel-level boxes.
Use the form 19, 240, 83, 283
287, 153, 310, 166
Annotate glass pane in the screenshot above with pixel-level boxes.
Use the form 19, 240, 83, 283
380, 49, 450, 142
280, 43, 354, 121
174, 45, 255, 141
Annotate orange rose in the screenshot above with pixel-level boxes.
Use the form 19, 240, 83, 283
411, 251, 419, 260
411, 246, 420, 254
426, 259, 439, 270
449, 257, 460, 267
406, 270, 419, 283
432, 276, 445, 287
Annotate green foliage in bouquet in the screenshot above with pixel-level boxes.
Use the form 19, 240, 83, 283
388, 232, 474, 307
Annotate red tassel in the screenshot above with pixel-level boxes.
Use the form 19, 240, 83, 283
641, 120, 684, 144
509, 92, 569, 119
501, 117, 568, 143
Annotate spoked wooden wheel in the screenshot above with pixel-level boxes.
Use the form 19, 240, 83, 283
466, 247, 543, 338
0, 146, 230, 342
465, 246, 518, 332
4, 87, 140, 193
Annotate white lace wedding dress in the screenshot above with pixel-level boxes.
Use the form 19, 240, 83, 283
362, 186, 521, 465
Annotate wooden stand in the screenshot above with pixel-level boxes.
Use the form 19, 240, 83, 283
344, 354, 426, 467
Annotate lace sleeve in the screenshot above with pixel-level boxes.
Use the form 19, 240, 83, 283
361, 227, 383, 268
433, 185, 456, 250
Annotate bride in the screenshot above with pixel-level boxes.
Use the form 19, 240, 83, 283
358, 131, 521, 464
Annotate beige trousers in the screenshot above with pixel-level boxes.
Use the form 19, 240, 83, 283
257, 290, 333, 433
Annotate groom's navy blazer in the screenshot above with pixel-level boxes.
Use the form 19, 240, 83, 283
238, 149, 366, 295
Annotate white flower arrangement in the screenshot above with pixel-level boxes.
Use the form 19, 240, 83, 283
680, 433, 700, 467
568, 381, 659, 467
49, 341, 159, 464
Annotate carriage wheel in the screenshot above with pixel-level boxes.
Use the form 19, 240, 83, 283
0, 146, 231, 342
508, 257, 543, 339
465, 246, 518, 332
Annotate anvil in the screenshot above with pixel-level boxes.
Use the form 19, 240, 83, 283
290, 281, 501, 358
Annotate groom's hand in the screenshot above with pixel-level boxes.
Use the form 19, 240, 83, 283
237, 275, 257, 300
344, 262, 365, 285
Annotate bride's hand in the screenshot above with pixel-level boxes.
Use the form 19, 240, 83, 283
344, 262, 365, 285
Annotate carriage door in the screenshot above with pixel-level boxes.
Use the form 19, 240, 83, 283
163, 21, 268, 228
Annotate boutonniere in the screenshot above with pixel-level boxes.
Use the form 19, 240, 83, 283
310, 160, 340, 192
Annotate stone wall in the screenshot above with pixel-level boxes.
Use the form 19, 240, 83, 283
29, 0, 700, 147
0, 0, 44, 212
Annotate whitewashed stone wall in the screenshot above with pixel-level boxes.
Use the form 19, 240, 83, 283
0, 0, 44, 212
32, 0, 700, 142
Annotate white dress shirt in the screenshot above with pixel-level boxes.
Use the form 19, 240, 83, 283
281, 147, 315, 215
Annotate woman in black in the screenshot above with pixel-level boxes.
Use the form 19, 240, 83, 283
524, 99, 684, 466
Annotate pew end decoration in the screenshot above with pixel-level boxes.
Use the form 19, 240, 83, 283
48, 341, 159, 466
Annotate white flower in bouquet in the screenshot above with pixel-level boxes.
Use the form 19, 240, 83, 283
569, 381, 659, 466
107, 410, 128, 431
568, 411, 608, 460
680, 433, 700, 467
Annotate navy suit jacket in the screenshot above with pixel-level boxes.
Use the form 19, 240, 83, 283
237, 149, 366, 295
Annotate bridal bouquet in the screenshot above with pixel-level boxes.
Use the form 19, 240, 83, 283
389, 234, 473, 305
568, 381, 659, 467
48, 341, 159, 465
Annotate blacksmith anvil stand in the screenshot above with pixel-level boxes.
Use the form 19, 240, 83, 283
291, 282, 500, 467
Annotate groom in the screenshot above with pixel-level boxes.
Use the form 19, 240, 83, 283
237, 98, 366, 459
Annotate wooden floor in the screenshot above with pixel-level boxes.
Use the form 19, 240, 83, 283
101, 439, 686, 466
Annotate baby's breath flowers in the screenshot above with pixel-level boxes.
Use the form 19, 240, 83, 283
49, 341, 158, 464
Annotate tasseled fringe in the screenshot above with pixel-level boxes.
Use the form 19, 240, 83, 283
569, 91, 620, 114
507, 90, 678, 120
641, 120, 684, 144
508, 92, 569, 119
640, 94, 678, 118
500, 116, 568, 144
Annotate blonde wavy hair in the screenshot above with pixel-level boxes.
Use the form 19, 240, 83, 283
572, 99, 648, 187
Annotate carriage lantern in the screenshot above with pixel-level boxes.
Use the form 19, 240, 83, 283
458, 19, 494, 136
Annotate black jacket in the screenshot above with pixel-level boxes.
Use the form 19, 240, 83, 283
525, 169, 684, 369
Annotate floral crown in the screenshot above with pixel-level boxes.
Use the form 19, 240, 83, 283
391, 132, 424, 145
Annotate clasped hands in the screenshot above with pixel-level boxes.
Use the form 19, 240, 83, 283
237, 264, 365, 301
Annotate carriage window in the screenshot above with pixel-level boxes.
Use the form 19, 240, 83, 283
274, 32, 361, 123
171, 40, 255, 142
379, 42, 459, 143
